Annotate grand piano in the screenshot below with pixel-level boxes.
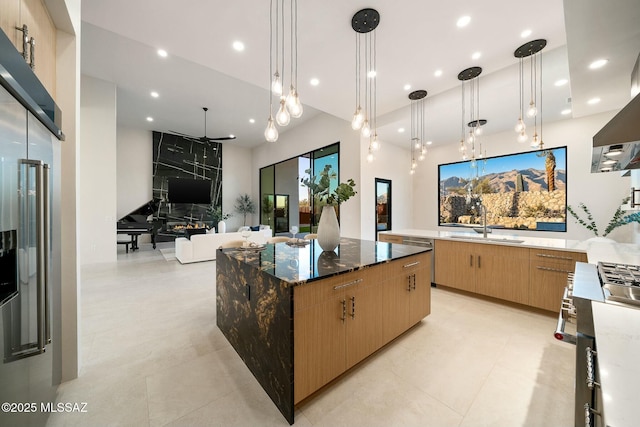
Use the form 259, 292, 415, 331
117, 199, 162, 251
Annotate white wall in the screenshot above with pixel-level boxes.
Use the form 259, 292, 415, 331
222, 143, 253, 231
116, 127, 152, 218
252, 113, 362, 238
359, 139, 413, 241
412, 111, 634, 242
80, 75, 117, 264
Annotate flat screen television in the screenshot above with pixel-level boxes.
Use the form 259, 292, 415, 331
438, 146, 567, 232
167, 178, 212, 204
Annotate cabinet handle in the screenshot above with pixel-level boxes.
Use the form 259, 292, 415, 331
584, 403, 601, 427
470, 255, 473, 267
407, 275, 412, 292
536, 266, 573, 274
340, 299, 346, 322
586, 347, 600, 390
477, 255, 481, 269
333, 278, 363, 290
403, 261, 421, 268
535, 253, 573, 260
412, 274, 416, 290
350, 296, 356, 319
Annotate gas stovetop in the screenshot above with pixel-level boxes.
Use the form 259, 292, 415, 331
598, 262, 640, 307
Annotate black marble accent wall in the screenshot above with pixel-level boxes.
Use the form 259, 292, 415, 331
216, 250, 295, 424
152, 131, 223, 239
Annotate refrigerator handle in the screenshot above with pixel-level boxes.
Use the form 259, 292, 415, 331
34, 161, 46, 353
43, 163, 51, 344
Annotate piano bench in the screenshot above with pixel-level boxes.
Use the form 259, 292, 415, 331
117, 240, 131, 253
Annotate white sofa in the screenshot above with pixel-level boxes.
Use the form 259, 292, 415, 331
175, 227, 272, 264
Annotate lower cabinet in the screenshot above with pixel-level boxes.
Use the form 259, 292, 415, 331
293, 252, 431, 403
529, 249, 587, 311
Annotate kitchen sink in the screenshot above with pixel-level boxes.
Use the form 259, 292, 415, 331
449, 235, 525, 244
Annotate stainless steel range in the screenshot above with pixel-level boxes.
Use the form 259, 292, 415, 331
554, 261, 640, 427
598, 261, 640, 305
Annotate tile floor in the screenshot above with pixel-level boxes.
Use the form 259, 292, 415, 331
46, 243, 575, 427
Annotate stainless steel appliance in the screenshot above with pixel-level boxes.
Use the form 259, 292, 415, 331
0, 27, 63, 427
554, 261, 640, 427
401, 237, 435, 283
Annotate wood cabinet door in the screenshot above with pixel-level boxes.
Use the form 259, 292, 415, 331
345, 271, 383, 369
409, 263, 432, 325
294, 293, 346, 403
529, 249, 586, 311
475, 244, 530, 304
434, 240, 476, 292
381, 274, 411, 345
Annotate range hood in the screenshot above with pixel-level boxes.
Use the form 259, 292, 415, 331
591, 55, 640, 173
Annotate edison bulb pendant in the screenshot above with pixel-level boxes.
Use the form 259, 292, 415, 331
527, 101, 537, 117
275, 97, 290, 126
351, 107, 364, 130
361, 120, 371, 138
264, 116, 278, 142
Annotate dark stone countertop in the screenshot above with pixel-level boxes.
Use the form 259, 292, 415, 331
220, 237, 430, 286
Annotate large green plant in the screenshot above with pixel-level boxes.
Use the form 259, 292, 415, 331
300, 164, 357, 206
234, 193, 256, 226
567, 197, 640, 237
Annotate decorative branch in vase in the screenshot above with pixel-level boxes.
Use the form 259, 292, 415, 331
301, 165, 357, 251
567, 197, 640, 239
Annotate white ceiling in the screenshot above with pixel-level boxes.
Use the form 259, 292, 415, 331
80, 0, 640, 150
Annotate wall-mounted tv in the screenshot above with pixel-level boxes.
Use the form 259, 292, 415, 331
438, 146, 567, 232
167, 178, 212, 204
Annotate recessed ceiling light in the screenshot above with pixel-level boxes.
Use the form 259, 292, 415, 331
229, 134, 235, 138
471, 51, 481, 60
310, 78, 319, 86
457, 16, 471, 28
588, 97, 601, 105
589, 59, 608, 69
157, 49, 168, 58
146, 117, 154, 122
434, 69, 443, 77
398, 128, 405, 133
403, 84, 411, 91
232, 41, 245, 52
150, 91, 159, 98
561, 108, 572, 115
554, 79, 568, 87
520, 29, 532, 38
249, 118, 255, 124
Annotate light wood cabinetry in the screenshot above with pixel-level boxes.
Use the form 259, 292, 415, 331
378, 233, 403, 244
435, 239, 529, 303
435, 239, 587, 311
382, 253, 431, 344
294, 252, 431, 403
529, 249, 587, 311
0, 0, 56, 96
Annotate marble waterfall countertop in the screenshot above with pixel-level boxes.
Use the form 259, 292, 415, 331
379, 229, 640, 265
219, 237, 429, 285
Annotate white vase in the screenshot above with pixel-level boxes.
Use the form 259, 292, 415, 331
317, 205, 340, 251
217, 220, 226, 233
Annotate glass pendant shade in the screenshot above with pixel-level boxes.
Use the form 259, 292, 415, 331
474, 126, 483, 136
527, 101, 537, 117
531, 133, 540, 148
514, 118, 525, 133
517, 130, 528, 143
366, 151, 374, 162
414, 139, 421, 149
418, 153, 425, 161
351, 107, 364, 130
264, 116, 278, 142
467, 131, 475, 145
275, 97, 290, 126
371, 135, 380, 151
271, 72, 282, 96
286, 86, 303, 118
361, 120, 371, 138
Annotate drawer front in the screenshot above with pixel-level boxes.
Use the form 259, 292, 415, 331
530, 248, 586, 268
294, 270, 364, 312
386, 253, 430, 277
378, 234, 403, 244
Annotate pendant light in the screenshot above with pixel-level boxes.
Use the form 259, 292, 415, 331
458, 67, 482, 162
409, 90, 427, 174
264, 0, 303, 142
514, 39, 546, 147
351, 8, 380, 149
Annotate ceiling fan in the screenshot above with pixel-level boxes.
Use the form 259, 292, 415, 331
169, 107, 236, 144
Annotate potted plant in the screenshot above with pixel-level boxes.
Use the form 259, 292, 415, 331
234, 193, 256, 226
301, 164, 357, 251
208, 205, 231, 233
567, 197, 640, 240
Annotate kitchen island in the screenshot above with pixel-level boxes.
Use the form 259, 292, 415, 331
216, 237, 431, 424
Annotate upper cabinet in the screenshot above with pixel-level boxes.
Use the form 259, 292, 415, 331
0, 0, 56, 98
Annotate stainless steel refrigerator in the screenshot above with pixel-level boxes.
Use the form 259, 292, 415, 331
0, 27, 63, 427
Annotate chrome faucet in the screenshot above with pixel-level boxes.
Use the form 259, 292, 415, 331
479, 204, 488, 238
